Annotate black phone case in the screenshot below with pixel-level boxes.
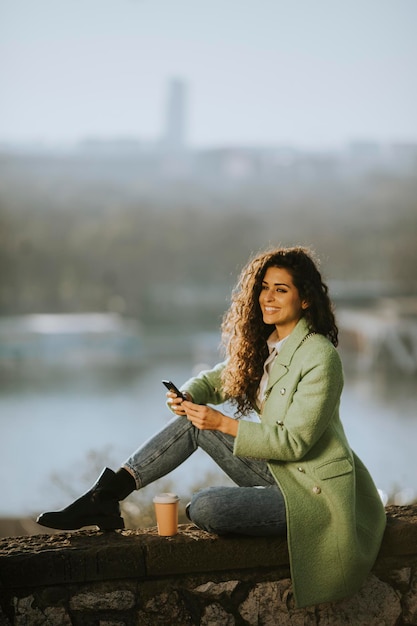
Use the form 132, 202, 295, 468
162, 380, 186, 400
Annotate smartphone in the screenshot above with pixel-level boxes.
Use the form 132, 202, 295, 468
162, 380, 187, 401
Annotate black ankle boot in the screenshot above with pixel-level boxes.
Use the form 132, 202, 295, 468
36, 467, 135, 531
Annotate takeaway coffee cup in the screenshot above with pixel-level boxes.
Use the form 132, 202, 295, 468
153, 493, 180, 536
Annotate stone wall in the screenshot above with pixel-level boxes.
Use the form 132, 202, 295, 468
0, 505, 416, 626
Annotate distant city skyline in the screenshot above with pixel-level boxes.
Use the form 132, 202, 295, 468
1, 0, 417, 149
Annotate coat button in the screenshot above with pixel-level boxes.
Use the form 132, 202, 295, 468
297, 467, 305, 473
312, 486, 321, 495
280, 388, 286, 395
277, 420, 284, 428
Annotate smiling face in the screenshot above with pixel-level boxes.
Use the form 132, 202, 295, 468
259, 266, 309, 339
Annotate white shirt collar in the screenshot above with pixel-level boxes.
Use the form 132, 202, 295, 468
266, 330, 289, 355
256, 331, 290, 409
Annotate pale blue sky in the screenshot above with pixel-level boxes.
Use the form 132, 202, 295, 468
1, 0, 416, 149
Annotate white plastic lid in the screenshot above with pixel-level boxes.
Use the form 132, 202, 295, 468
153, 492, 180, 504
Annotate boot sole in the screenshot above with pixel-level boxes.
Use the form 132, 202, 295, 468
37, 514, 125, 531
97, 516, 125, 531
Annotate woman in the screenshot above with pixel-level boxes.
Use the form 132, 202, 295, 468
37, 246, 386, 608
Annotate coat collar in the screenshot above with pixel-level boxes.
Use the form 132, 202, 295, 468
266, 317, 312, 388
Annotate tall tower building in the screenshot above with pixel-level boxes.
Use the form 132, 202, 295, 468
162, 78, 187, 151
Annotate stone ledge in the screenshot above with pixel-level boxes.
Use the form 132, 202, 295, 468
0, 505, 416, 591
378, 504, 417, 556
1, 506, 417, 626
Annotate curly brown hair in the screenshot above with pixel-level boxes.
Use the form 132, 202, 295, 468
220, 246, 338, 415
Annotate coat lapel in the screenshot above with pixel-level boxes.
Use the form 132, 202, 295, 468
266, 318, 311, 390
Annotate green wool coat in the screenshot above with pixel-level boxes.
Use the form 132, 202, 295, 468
182, 317, 386, 608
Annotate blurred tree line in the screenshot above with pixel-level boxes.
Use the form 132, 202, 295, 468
0, 150, 416, 328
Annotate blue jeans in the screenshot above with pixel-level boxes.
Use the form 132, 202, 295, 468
124, 415, 287, 537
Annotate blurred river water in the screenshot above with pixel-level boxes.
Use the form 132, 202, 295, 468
1, 326, 416, 518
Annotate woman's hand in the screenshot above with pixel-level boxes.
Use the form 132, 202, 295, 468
166, 393, 239, 437
182, 401, 239, 437
166, 391, 191, 416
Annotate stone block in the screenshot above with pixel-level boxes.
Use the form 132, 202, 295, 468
69, 589, 135, 611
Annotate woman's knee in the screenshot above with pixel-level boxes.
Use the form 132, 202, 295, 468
188, 487, 223, 533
